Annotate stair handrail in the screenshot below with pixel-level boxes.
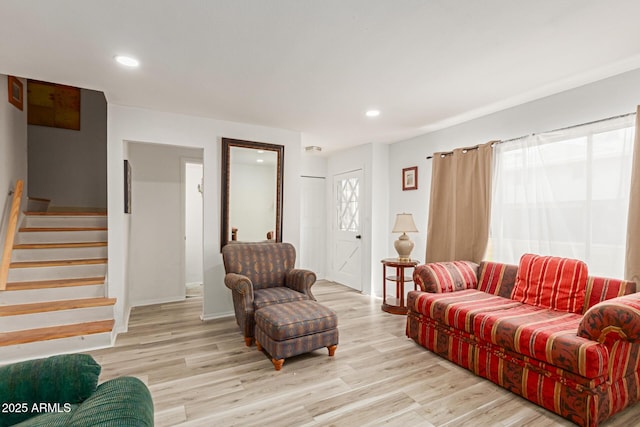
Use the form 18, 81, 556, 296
0, 179, 24, 290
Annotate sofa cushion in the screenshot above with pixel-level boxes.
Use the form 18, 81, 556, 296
254, 286, 309, 310
221, 242, 296, 290
0, 354, 101, 427
477, 261, 518, 298
410, 289, 522, 333
67, 377, 154, 427
582, 276, 637, 314
473, 304, 608, 379
512, 254, 588, 314
415, 261, 478, 293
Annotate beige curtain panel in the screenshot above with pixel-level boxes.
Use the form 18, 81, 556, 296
426, 142, 493, 264
625, 105, 640, 283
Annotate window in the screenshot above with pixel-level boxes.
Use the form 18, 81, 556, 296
336, 177, 359, 232
489, 116, 635, 277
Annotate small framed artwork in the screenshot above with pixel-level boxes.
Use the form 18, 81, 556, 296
7, 76, 23, 111
124, 160, 132, 214
402, 166, 418, 191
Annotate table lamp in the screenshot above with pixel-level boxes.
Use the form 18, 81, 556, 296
392, 213, 418, 261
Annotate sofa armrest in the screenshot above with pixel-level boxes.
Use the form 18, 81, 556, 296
68, 376, 154, 426
285, 268, 317, 300
413, 261, 479, 293
578, 293, 640, 345
224, 273, 254, 301
0, 354, 100, 427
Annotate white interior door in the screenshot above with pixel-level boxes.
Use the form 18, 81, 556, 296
300, 176, 326, 279
331, 169, 362, 291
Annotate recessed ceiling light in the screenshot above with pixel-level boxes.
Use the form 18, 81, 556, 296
256, 159, 264, 163
366, 110, 380, 117
114, 55, 140, 67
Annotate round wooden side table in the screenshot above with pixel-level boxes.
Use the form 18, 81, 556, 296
381, 258, 420, 314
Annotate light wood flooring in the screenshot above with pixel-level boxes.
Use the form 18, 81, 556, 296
90, 281, 640, 426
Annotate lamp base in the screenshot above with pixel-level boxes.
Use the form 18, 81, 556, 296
394, 233, 414, 261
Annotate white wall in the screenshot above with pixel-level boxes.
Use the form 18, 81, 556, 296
126, 142, 203, 306
388, 67, 640, 263
28, 88, 107, 209
300, 176, 326, 278
107, 104, 302, 331
299, 151, 328, 278
0, 74, 28, 260
326, 142, 388, 296
370, 142, 389, 297
300, 150, 328, 178
185, 162, 203, 286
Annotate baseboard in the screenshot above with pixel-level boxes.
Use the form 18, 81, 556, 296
47, 206, 107, 213
113, 305, 132, 336
201, 311, 234, 321
131, 295, 185, 307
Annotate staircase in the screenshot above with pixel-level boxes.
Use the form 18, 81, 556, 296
0, 211, 114, 363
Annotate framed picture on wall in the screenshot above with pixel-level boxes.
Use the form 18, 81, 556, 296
402, 166, 418, 191
124, 160, 132, 213
7, 76, 23, 111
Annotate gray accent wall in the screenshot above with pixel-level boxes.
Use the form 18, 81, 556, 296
28, 88, 107, 209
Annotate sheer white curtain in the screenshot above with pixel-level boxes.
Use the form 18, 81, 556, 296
489, 115, 635, 277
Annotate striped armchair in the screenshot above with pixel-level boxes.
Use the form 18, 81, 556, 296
406, 254, 640, 426
222, 242, 316, 346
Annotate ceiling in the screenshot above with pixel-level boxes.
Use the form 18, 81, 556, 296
2, 1, 640, 154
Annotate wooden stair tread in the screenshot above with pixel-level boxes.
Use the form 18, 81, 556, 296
19, 227, 107, 232
26, 197, 51, 203
24, 211, 107, 216
10, 258, 107, 268
0, 319, 114, 347
0, 297, 116, 316
13, 242, 108, 250
5, 277, 105, 290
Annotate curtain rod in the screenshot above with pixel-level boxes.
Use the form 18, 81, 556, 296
426, 111, 637, 160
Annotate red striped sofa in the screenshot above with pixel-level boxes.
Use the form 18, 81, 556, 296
406, 254, 640, 426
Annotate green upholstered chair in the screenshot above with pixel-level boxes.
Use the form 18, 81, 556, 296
0, 354, 153, 427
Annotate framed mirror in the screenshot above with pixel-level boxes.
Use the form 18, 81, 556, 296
221, 138, 284, 249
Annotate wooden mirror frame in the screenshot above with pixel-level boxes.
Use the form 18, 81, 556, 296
220, 137, 284, 250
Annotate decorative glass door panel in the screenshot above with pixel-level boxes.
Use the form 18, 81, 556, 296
332, 170, 362, 291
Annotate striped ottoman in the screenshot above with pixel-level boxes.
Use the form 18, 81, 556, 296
254, 300, 338, 371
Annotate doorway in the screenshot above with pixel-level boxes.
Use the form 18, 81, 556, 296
126, 142, 203, 307
331, 169, 363, 291
183, 160, 203, 298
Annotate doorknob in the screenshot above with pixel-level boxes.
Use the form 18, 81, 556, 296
355, 235, 362, 239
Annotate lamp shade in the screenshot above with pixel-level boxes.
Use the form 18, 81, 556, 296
392, 213, 418, 233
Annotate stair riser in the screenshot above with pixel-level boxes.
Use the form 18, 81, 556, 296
0, 306, 114, 332
0, 285, 105, 304
7, 264, 107, 283
15, 230, 107, 244
22, 216, 107, 228
0, 332, 113, 365
11, 246, 108, 262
